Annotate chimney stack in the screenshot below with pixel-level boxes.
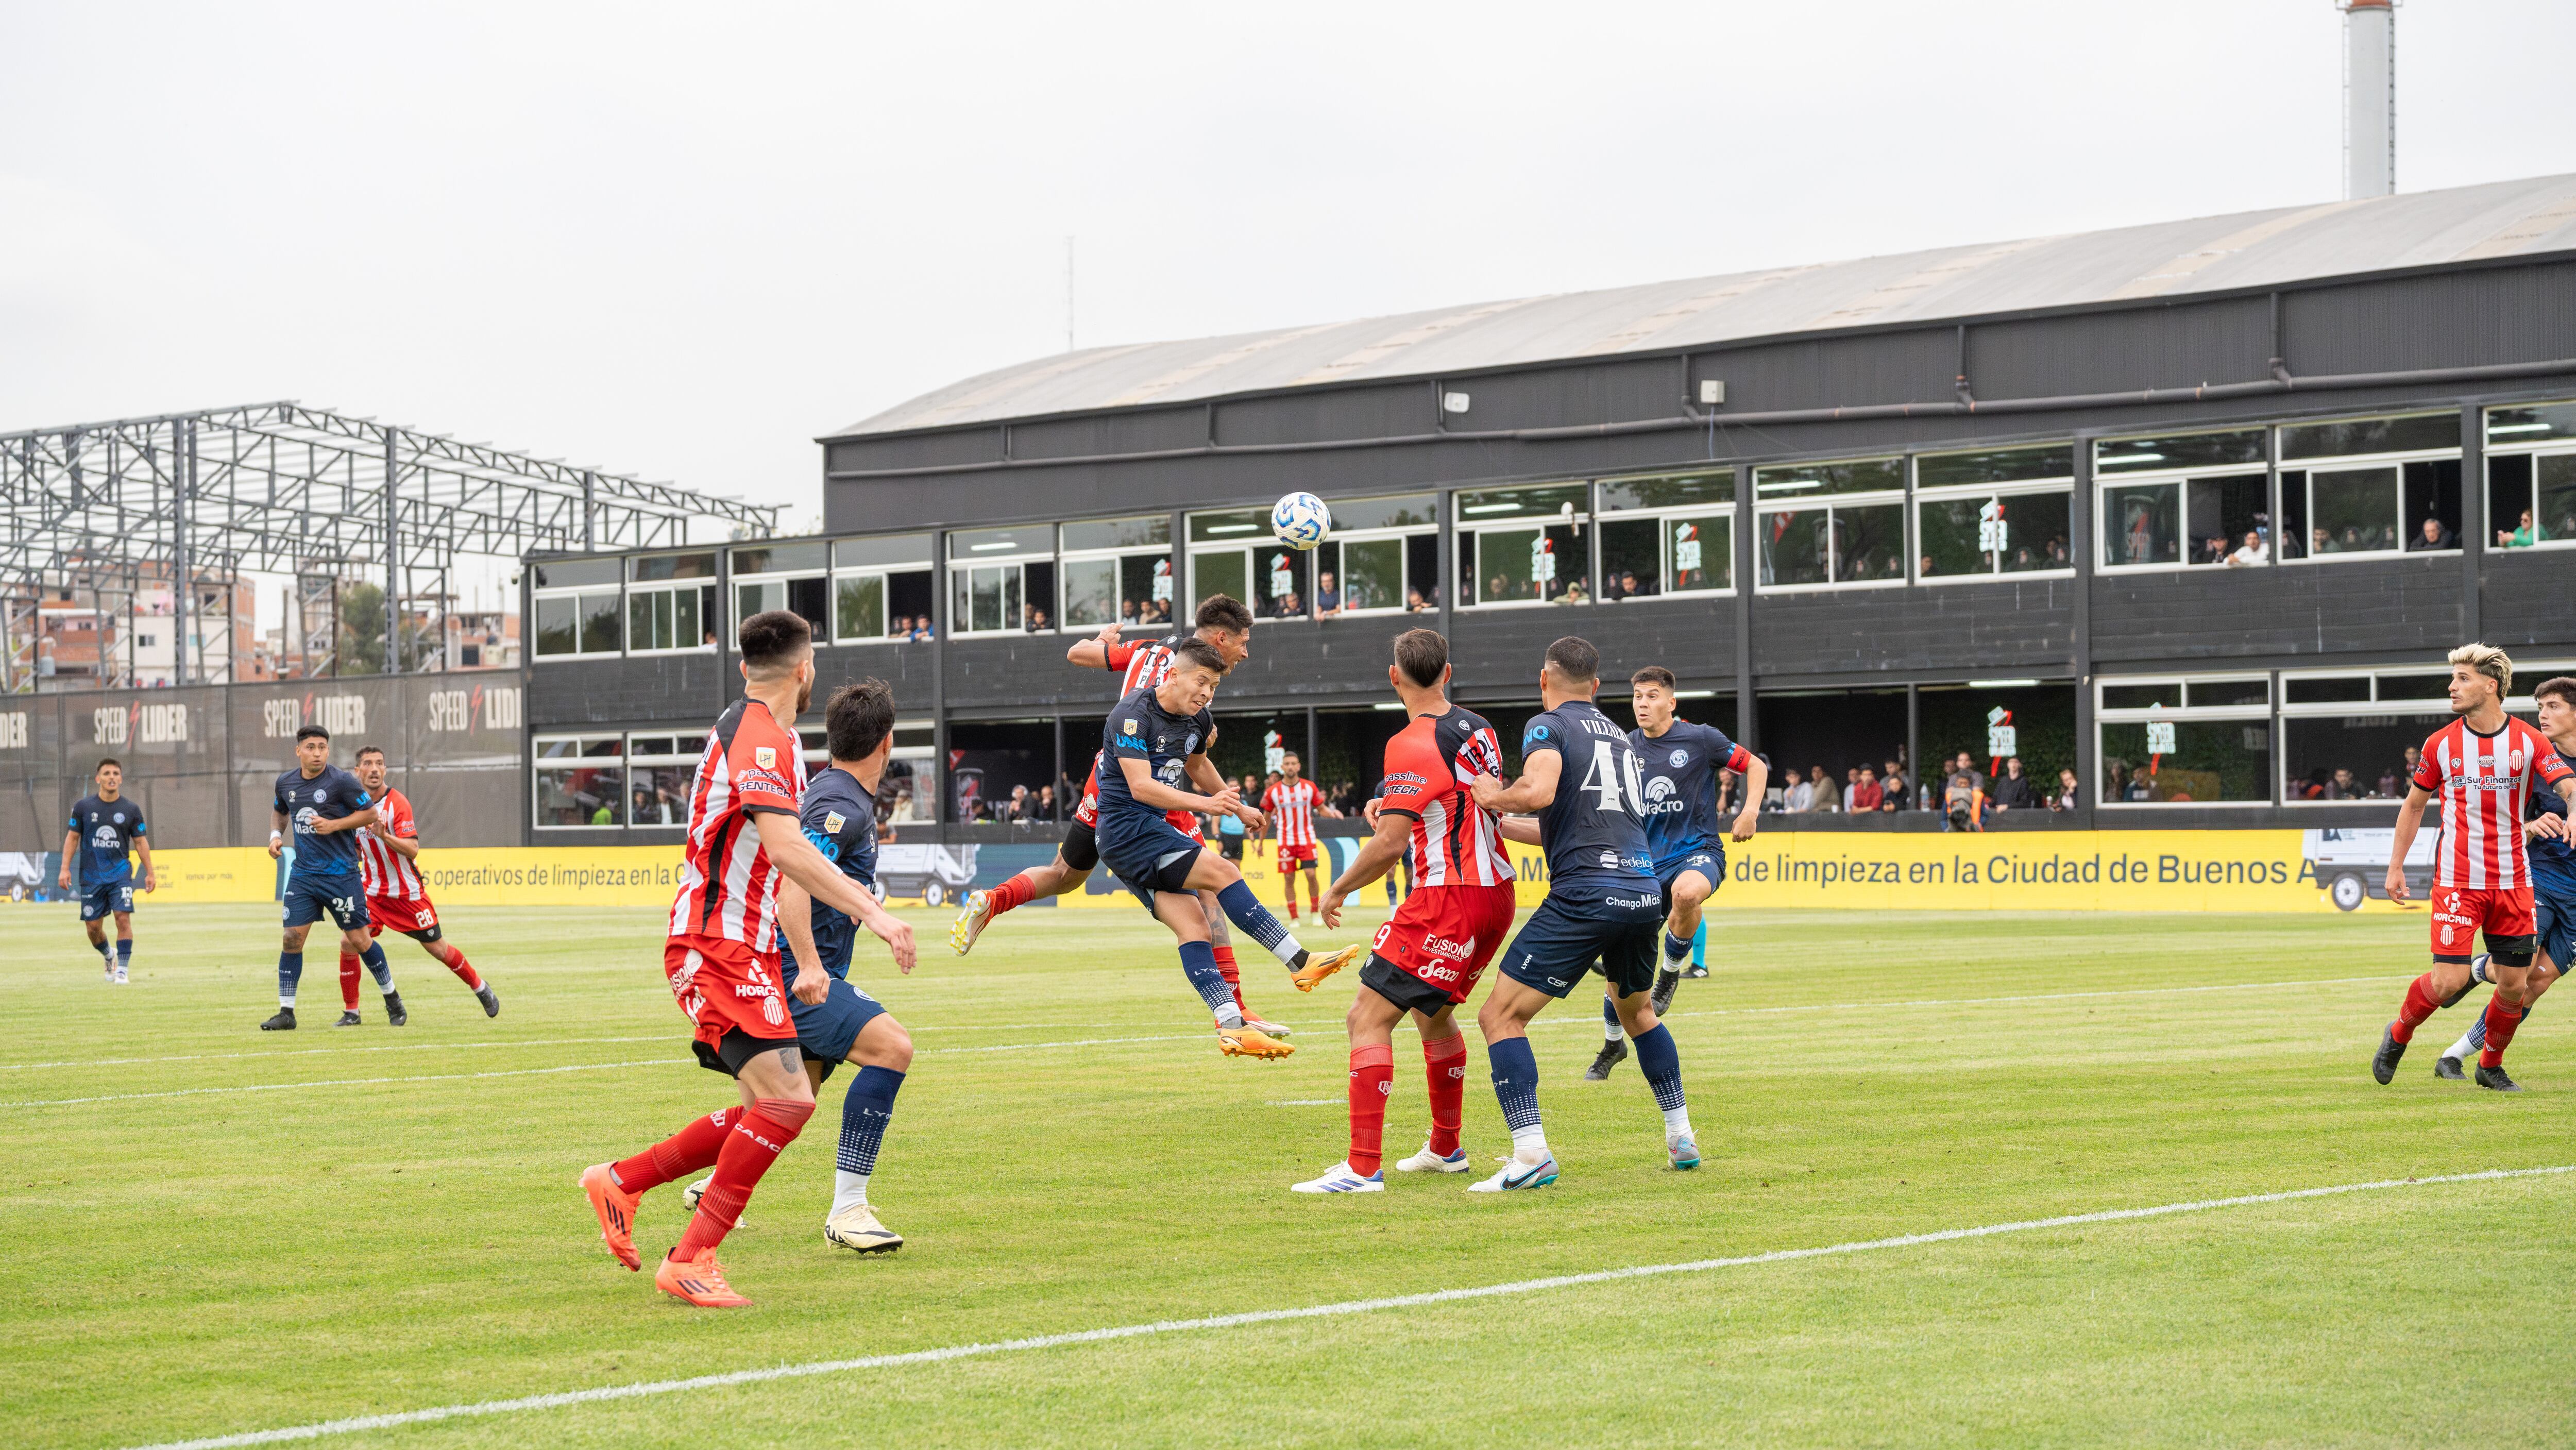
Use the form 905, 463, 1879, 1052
2340, 1, 2394, 198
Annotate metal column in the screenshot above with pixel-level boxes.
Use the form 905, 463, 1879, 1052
1732, 464, 1756, 755
2460, 403, 2484, 642
2071, 432, 2097, 826
383, 427, 401, 677
1905, 684, 1921, 812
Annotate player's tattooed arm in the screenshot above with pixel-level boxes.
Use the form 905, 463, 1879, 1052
1472, 750, 1562, 814
775, 879, 833, 1004
2384, 783, 2435, 904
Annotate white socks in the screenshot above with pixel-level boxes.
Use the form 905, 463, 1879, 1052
1509, 1124, 1550, 1161
832, 1169, 870, 1217
1663, 1105, 1694, 1138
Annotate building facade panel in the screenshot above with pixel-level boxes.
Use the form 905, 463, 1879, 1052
1751, 578, 2075, 679
2088, 556, 2466, 665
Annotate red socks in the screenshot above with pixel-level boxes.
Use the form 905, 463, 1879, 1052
338, 953, 361, 1011
611, 1109, 734, 1194
1423, 1034, 1467, 1157
989, 872, 1037, 917
434, 942, 484, 990
1346, 1044, 1394, 1176
2391, 973, 2441, 1043
674, 1098, 812, 1258
1213, 945, 1245, 1013
2479, 997, 2527, 1069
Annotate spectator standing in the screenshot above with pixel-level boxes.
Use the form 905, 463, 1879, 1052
1314, 571, 1341, 617
1990, 758, 2038, 812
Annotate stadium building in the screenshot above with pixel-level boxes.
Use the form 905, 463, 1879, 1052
516, 174, 2576, 847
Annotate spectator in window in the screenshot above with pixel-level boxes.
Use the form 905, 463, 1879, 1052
1487, 572, 1510, 602
1025, 604, 1051, 632
2409, 517, 2455, 551
1036, 784, 1056, 821
1989, 757, 2038, 812
1841, 767, 1860, 812
908, 617, 935, 642
1807, 766, 1838, 813
1314, 571, 1342, 617
2400, 745, 2422, 786
2104, 759, 2130, 803
2011, 546, 2036, 570
1918, 554, 1937, 579
1621, 569, 1653, 599
2224, 531, 2267, 567
1554, 578, 1590, 605
1879, 759, 1907, 808
2046, 536, 2071, 566
2053, 768, 2079, 812
1852, 767, 1883, 813
1004, 784, 1031, 821
2324, 767, 2361, 801
2498, 509, 2539, 548
1404, 585, 1429, 613
2375, 766, 2400, 799
1952, 750, 1988, 798
1782, 769, 1815, 813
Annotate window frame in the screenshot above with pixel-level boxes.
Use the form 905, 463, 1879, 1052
2092, 430, 2274, 576
622, 732, 701, 829
1312, 496, 1441, 617
531, 583, 625, 661
532, 733, 628, 830
1186, 509, 1314, 623
943, 527, 1054, 637
1751, 458, 1906, 595
623, 580, 719, 655
732, 572, 831, 642
1057, 516, 1176, 631
2277, 423, 2462, 566
827, 535, 935, 646
1909, 458, 2076, 586
1594, 474, 1736, 601
2093, 671, 2275, 811
2483, 401, 2576, 557
1453, 483, 1592, 610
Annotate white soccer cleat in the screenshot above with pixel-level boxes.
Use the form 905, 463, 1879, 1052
1467, 1154, 1559, 1192
112, 967, 128, 985
680, 1176, 744, 1229
823, 1203, 903, 1253
1393, 1142, 1471, 1174
1290, 1161, 1385, 1194
949, 890, 994, 956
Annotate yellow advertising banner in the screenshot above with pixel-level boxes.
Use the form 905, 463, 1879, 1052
107, 830, 2417, 916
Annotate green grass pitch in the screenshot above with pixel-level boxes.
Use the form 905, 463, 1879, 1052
7, 901, 2573, 1447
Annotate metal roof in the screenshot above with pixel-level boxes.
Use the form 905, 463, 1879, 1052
837, 173, 2576, 438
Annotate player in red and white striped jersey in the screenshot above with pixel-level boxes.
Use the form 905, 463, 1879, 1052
1291, 628, 1518, 1192
585, 610, 916, 1309
2373, 645, 2576, 1091
334, 745, 497, 1023
1261, 756, 1323, 922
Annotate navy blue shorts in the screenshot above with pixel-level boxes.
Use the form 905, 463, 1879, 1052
1097, 817, 1204, 909
1654, 847, 1725, 911
79, 880, 134, 921
282, 874, 368, 931
790, 972, 888, 1068
1498, 883, 1665, 1000
2538, 887, 2573, 975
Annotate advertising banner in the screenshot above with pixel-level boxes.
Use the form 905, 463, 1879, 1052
33, 830, 2425, 915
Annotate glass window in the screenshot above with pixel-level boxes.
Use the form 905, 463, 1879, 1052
2189, 679, 2268, 707
2100, 682, 2178, 712
731, 543, 826, 575
953, 564, 1025, 633
1060, 515, 1170, 551
2284, 676, 2371, 704
2486, 401, 2576, 445
833, 533, 933, 569
1470, 523, 1586, 604
531, 558, 619, 588
2538, 455, 2576, 546
1255, 546, 1310, 619
2102, 484, 2180, 567
627, 582, 716, 652
1455, 483, 1587, 520
533, 594, 579, 657
580, 590, 621, 653
628, 551, 717, 582
1192, 547, 1249, 610
533, 736, 624, 828
1759, 510, 1831, 587
1597, 475, 1733, 598
834, 574, 884, 642
2281, 712, 2448, 803
1187, 509, 1310, 621
1323, 492, 1438, 531
1597, 472, 1731, 512
1917, 489, 2072, 579
1753, 458, 1903, 498
1188, 509, 1270, 543
2095, 676, 2272, 805
1333, 537, 1404, 612
2098, 473, 2267, 569
736, 575, 828, 638
1914, 444, 2074, 490
2095, 430, 2265, 474
949, 526, 1045, 560
625, 734, 700, 827
2279, 412, 2458, 460
1309, 493, 1439, 616
534, 583, 622, 657
1759, 504, 1900, 588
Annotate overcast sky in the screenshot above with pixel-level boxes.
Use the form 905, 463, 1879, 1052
5, 1, 2571, 544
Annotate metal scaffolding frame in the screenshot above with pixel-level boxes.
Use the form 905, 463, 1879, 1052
1, 401, 777, 690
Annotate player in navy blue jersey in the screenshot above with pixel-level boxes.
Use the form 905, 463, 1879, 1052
262, 725, 399, 1031
1586, 665, 1766, 1081
1469, 636, 1700, 1189
60, 758, 154, 983
1093, 636, 1361, 1058
683, 679, 921, 1254
2436, 673, 2576, 1081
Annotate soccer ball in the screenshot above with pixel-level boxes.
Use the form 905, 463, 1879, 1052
1270, 492, 1330, 551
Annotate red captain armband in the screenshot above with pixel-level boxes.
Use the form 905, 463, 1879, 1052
1725, 746, 1754, 773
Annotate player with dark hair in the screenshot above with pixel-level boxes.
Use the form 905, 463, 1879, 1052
1094, 636, 1361, 1057
951, 595, 1290, 1033
682, 678, 920, 1254
1262, 751, 1323, 923
582, 611, 916, 1307
2435, 672, 2576, 1080
1291, 628, 1517, 1192
62, 757, 152, 983
1583, 665, 1764, 1081
262, 726, 392, 1030
1469, 636, 1699, 1188
2372, 645, 2576, 1091
333, 745, 498, 1025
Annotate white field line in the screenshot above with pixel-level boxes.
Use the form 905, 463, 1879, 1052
126, 1164, 2572, 1450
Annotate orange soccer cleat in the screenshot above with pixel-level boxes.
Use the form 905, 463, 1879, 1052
1291, 943, 1362, 993
581, 1162, 642, 1271
655, 1246, 753, 1307
1217, 1024, 1296, 1059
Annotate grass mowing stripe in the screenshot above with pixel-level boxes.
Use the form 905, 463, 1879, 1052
123, 1164, 2572, 1450
0, 1059, 684, 1108
0, 974, 2407, 1076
